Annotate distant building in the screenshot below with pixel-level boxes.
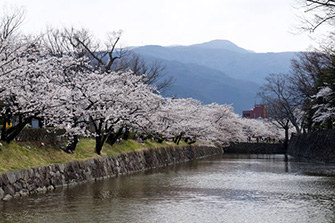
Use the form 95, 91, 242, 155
242, 104, 269, 119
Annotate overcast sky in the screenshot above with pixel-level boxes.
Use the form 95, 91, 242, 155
1, 0, 319, 53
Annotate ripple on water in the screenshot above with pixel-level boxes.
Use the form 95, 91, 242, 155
1, 154, 335, 223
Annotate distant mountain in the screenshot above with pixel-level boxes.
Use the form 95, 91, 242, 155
132, 40, 299, 114
140, 54, 259, 114
133, 43, 297, 84
190, 39, 253, 54
163, 60, 260, 114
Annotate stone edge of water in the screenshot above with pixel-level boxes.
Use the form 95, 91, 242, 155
0, 145, 223, 201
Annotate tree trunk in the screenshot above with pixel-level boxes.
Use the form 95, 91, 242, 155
1, 122, 7, 141
187, 140, 196, 145
66, 135, 79, 153
1, 108, 11, 141
4, 117, 34, 143
156, 137, 165, 143
284, 126, 289, 152
95, 136, 104, 155
327, 118, 333, 129
184, 137, 196, 144
95, 133, 109, 155
175, 133, 183, 145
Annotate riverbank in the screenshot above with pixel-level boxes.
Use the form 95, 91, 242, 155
0, 138, 185, 173
224, 142, 285, 154
287, 129, 335, 163
0, 144, 222, 201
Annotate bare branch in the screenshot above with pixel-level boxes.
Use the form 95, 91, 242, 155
298, 0, 335, 32
0, 6, 25, 40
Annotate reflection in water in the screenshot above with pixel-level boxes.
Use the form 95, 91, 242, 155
1, 154, 335, 223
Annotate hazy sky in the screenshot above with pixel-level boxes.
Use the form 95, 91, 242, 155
1, 0, 318, 52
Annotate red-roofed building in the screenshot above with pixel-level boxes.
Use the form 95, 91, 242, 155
242, 104, 269, 119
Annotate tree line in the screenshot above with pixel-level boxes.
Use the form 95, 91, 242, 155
0, 8, 286, 155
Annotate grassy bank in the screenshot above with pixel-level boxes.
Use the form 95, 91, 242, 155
0, 138, 187, 173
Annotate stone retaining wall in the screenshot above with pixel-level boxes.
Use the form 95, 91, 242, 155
0, 145, 222, 201
224, 142, 285, 154
287, 129, 335, 163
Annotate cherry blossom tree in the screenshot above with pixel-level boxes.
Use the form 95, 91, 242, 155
0, 38, 84, 143
138, 98, 218, 144
87, 72, 162, 155
48, 69, 162, 155
159, 98, 213, 144
142, 98, 284, 146
312, 86, 335, 128
0, 9, 62, 142
205, 103, 244, 144
241, 118, 285, 142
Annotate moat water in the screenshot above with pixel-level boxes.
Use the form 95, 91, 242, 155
1, 154, 335, 223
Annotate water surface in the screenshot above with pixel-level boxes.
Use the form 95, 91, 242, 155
1, 154, 335, 223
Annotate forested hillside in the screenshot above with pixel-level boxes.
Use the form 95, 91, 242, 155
133, 40, 297, 114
